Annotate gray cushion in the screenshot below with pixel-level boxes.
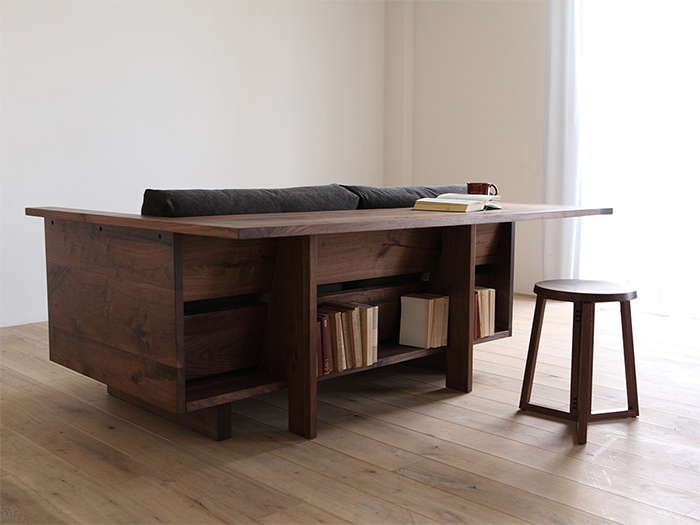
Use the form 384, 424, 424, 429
341, 184, 469, 209
141, 184, 360, 217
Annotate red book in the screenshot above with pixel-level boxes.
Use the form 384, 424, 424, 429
317, 314, 331, 375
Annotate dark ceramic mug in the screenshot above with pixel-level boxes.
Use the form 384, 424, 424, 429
467, 182, 499, 196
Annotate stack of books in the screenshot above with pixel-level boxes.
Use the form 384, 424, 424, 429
317, 301, 378, 375
398, 294, 449, 349
474, 286, 496, 338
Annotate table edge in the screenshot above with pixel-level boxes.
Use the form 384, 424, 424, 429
26, 205, 613, 240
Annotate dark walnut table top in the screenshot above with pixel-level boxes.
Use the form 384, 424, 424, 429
26, 203, 612, 240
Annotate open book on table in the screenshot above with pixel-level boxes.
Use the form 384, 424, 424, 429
412, 193, 502, 212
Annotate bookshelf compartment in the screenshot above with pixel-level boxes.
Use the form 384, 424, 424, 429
184, 303, 267, 380
318, 280, 425, 341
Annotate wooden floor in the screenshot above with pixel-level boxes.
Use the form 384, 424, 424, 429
2, 294, 699, 524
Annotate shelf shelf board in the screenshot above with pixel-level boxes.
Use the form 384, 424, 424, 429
318, 330, 511, 381
318, 342, 446, 381
474, 330, 510, 344
186, 370, 287, 411
184, 330, 513, 410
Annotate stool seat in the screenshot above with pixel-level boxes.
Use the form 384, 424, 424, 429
534, 279, 637, 303
520, 279, 639, 444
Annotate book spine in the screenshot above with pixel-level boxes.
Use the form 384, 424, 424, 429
442, 296, 449, 347
371, 305, 379, 365
318, 314, 331, 375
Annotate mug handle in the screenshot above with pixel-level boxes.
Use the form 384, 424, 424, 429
488, 183, 499, 196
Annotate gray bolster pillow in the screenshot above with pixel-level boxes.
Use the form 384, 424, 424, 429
141, 184, 360, 217
341, 184, 469, 209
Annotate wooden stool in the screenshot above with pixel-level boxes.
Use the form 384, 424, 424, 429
519, 279, 639, 444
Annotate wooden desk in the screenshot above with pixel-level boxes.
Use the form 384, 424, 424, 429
27, 204, 611, 440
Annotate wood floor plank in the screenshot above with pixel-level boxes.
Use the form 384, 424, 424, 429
295, 386, 699, 524
222, 451, 439, 524
0, 367, 311, 523
421, 363, 700, 444
0, 473, 74, 525
232, 403, 616, 525
1, 323, 49, 354
475, 341, 700, 401
2, 297, 699, 524
255, 503, 354, 525
690, 506, 700, 521
228, 408, 530, 525
367, 365, 700, 472
351, 371, 700, 495
1, 429, 164, 524
109, 475, 252, 524
470, 348, 700, 419
378, 355, 700, 445
2, 364, 431, 524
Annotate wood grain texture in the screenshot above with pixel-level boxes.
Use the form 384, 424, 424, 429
474, 222, 502, 265
2, 296, 698, 525
43, 219, 184, 413
45, 219, 180, 367
575, 301, 595, 444
427, 225, 476, 392
519, 295, 546, 412
318, 282, 425, 341
620, 300, 640, 416
0, 474, 74, 524
180, 225, 501, 302
47, 264, 178, 366
50, 327, 181, 413
27, 204, 613, 240
108, 387, 231, 441
44, 219, 175, 288
181, 235, 278, 301
185, 373, 288, 411
184, 305, 267, 380
316, 228, 440, 284
487, 221, 514, 335
266, 235, 318, 438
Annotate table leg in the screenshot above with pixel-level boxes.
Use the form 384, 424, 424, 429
429, 225, 476, 393
267, 235, 318, 439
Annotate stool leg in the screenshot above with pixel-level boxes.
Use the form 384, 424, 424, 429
620, 301, 639, 417
575, 302, 595, 445
570, 302, 582, 419
520, 295, 546, 410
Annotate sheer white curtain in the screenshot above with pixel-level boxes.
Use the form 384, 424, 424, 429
542, 0, 583, 281
545, 0, 700, 318
578, 0, 700, 318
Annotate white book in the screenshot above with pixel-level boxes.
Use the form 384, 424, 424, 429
399, 294, 433, 349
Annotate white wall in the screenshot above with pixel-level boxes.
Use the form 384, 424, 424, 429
0, 0, 386, 327
383, 0, 415, 188
411, 0, 549, 293
1, 0, 551, 327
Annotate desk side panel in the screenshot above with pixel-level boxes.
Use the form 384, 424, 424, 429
316, 229, 440, 284
44, 219, 183, 412
179, 226, 508, 303
181, 235, 278, 302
